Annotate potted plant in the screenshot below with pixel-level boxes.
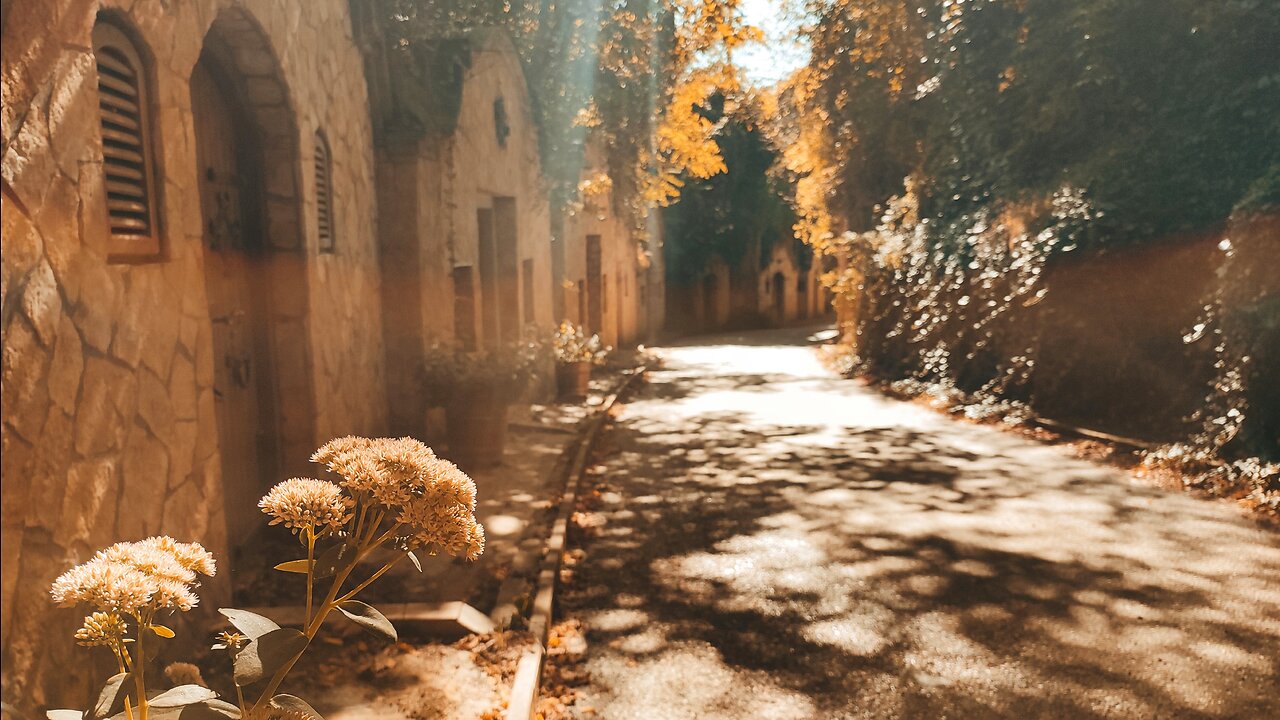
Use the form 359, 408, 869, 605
422, 336, 547, 468
552, 320, 611, 398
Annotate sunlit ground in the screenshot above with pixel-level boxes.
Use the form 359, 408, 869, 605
562, 325, 1280, 719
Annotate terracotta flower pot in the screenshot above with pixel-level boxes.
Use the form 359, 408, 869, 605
556, 362, 592, 398
445, 392, 509, 469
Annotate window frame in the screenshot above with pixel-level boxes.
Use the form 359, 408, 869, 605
314, 129, 336, 254
93, 19, 163, 262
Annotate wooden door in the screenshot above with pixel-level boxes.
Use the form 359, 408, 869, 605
773, 272, 786, 321
615, 266, 625, 346
494, 197, 520, 342
586, 235, 602, 334
477, 208, 499, 347
192, 60, 278, 544
703, 273, 718, 330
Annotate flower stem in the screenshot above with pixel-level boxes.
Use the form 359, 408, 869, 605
248, 538, 366, 716
131, 627, 149, 720
247, 518, 403, 716
305, 527, 316, 624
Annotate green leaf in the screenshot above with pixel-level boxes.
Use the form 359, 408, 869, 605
149, 686, 217, 708
218, 608, 280, 640
335, 600, 397, 642
233, 627, 307, 687
47, 711, 86, 720
92, 672, 130, 718
406, 551, 422, 573
273, 560, 312, 574
178, 699, 242, 719
312, 542, 352, 579
189, 699, 242, 719
107, 700, 239, 720
269, 694, 324, 719
149, 624, 175, 638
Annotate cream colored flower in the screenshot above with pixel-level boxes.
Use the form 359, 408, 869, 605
420, 456, 478, 510
152, 578, 200, 611
311, 435, 373, 468
307, 436, 485, 560
396, 487, 485, 560
137, 536, 217, 576
51, 558, 155, 614
74, 611, 128, 647
215, 630, 247, 650
101, 542, 195, 585
259, 478, 351, 533
50, 537, 215, 616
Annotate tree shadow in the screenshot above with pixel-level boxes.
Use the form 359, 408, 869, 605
560, 340, 1280, 719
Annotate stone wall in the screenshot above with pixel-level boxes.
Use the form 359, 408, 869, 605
1, 0, 386, 710
1031, 231, 1234, 441
698, 257, 733, 331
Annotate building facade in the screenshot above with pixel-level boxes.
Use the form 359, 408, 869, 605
377, 31, 554, 437
557, 137, 663, 348
1, 3, 658, 712
751, 240, 832, 329
3, 0, 388, 707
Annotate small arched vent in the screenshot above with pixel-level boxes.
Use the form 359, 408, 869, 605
314, 130, 335, 253
93, 21, 160, 259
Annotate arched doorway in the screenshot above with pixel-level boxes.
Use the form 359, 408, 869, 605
192, 10, 314, 553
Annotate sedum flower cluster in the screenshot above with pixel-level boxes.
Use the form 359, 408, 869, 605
306, 436, 486, 560
552, 320, 610, 365
74, 610, 129, 647
50, 536, 216, 616
258, 477, 351, 533
46, 435, 484, 720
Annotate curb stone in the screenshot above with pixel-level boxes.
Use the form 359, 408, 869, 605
503, 366, 646, 720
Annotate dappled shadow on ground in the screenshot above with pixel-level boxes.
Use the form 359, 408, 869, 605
561, 333, 1280, 720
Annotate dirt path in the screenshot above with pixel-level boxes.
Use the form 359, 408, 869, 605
554, 326, 1280, 719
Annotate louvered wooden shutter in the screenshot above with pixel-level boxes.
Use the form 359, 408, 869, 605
315, 131, 335, 253
93, 22, 160, 259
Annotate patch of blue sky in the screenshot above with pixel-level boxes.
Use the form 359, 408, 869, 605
735, 0, 809, 86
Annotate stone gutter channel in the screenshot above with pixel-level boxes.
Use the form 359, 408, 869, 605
502, 366, 646, 720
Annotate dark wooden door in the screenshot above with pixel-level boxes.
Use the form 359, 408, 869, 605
616, 266, 625, 345
192, 60, 278, 544
703, 273, 718, 330
494, 197, 520, 342
586, 235, 602, 333
773, 271, 786, 321
477, 208, 499, 347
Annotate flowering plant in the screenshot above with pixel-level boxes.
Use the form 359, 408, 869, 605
552, 320, 610, 365
48, 436, 484, 720
420, 333, 549, 402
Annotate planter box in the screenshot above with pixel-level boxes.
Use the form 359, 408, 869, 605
556, 362, 592, 398
445, 393, 509, 469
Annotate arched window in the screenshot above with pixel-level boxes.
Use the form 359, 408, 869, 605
93, 20, 161, 259
314, 130, 335, 253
